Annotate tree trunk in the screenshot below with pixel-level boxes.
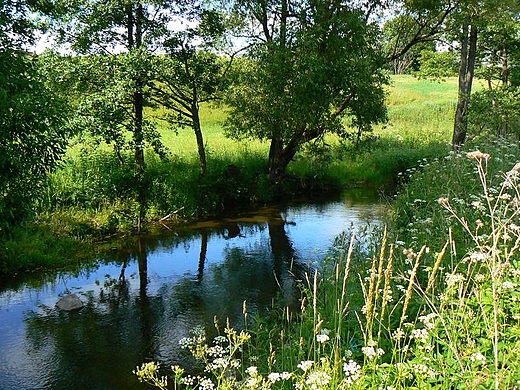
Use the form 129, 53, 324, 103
192, 94, 207, 177
500, 39, 509, 136
452, 22, 477, 150
268, 139, 299, 184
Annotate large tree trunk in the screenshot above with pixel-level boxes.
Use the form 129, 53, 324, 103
452, 22, 477, 150
268, 138, 299, 184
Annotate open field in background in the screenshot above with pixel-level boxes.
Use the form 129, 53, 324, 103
140, 75, 463, 189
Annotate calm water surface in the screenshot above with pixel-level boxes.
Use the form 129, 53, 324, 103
0, 190, 383, 390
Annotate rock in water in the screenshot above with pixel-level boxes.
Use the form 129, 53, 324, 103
56, 294, 83, 311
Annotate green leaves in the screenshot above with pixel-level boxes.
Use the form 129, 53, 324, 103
0, 51, 68, 233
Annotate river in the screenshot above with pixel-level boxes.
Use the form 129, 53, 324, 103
0, 189, 384, 389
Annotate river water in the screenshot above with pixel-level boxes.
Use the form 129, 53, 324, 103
0, 190, 384, 390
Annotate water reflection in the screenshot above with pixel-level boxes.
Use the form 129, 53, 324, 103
0, 191, 383, 389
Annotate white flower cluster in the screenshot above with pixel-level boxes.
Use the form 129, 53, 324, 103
411, 363, 437, 379
410, 328, 429, 343
361, 346, 384, 359
267, 371, 291, 383
445, 272, 465, 287
305, 370, 331, 390
470, 352, 486, 365
343, 360, 361, 386
198, 377, 215, 390
297, 360, 314, 372
418, 313, 437, 330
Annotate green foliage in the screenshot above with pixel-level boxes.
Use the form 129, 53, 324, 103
225, 0, 388, 180
467, 86, 520, 139
414, 50, 460, 80
383, 15, 436, 74
0, 51, 68, 234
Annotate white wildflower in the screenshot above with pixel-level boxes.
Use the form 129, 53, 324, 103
297, 360, 314, 372
412, 363, 437, 379
392, 328, 405, 340
199, 377, 215, 390
470, 352, 486, 365
343, 360, 361, 386
361, 346, 383, 359
410, 328, 429, 343
418, 313, 437, 330
446, 272, 465, 287
316, 334, 330, 343
305, 370, 331, 389
469, 251, 488, 262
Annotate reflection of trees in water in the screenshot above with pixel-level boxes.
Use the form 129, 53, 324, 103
20, 212, 308, 389
23, 239, 158, 389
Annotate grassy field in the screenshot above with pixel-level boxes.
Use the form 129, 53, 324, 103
154, 75, 459, 149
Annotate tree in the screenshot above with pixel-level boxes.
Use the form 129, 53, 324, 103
50, 0, 185, 173
383, 14, 436, 74
449, 0, 520, 149
451, 10, 478, 149
466, 3, 520, 138
224, 0, 388, 183
151, 9, 232, 177
0, 1, 68, 234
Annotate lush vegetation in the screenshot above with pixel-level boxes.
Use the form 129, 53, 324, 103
136, 140, 520, 390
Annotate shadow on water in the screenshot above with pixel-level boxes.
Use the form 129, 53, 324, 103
0, 190, 384, 389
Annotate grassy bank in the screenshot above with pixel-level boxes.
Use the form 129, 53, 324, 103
136, 139, 520, 389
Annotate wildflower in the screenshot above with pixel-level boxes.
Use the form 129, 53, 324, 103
362, 346, 384, 359
501, 281, 516, 289
475, 274, 486, 283
297, 360, 314, 372
445, 272, 465, 287
280, 372, 291, 380
343, 360, 361, 386
246, 366, 258, 377
418, 313, 437, 330
471, 200, 482, 209
437, 197, 449, 206
412, 363, 437, 379
320, 328, 330, 336
410, 328, 429, 343
180, 375, 197, 386
467, 150, 490, 161
470, 352, 486, 365
179, 337, 192, 349
392, 328, 405, 340
268, 372, 281, 383
511, 269, 520, 278
199, 377, 215, 390
316, 334, 330, 343
214, 335, 227, 344
305, 370, 331, 389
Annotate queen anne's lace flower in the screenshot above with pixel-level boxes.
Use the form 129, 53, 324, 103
297, 360, 314, 372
